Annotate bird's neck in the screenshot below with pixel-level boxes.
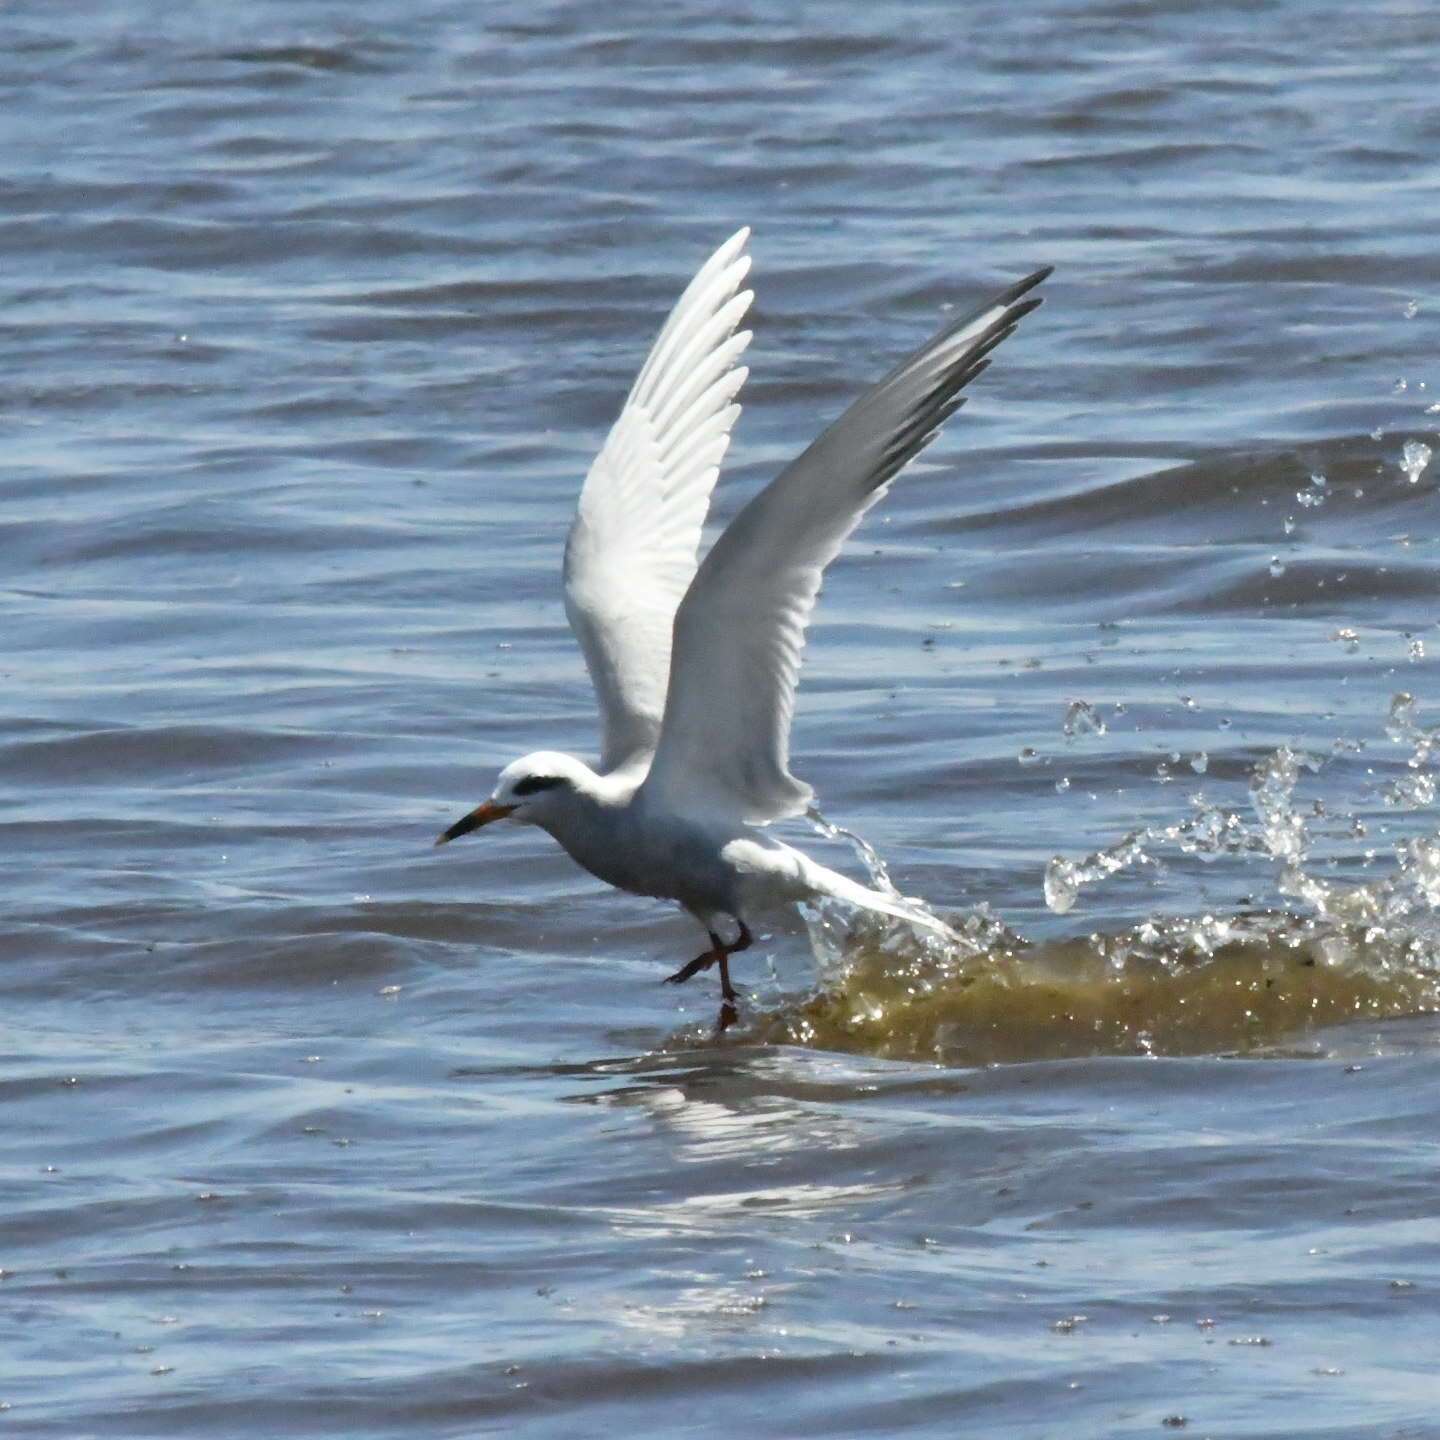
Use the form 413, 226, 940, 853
562, 757, 638, 806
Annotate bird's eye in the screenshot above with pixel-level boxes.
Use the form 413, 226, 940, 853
512, 774, 565, 797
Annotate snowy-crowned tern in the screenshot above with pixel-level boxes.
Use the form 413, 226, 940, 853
437, 230, 1048, 1024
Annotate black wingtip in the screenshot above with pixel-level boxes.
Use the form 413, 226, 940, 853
998, 265, 1054, 308
1008, 293, 1046, 323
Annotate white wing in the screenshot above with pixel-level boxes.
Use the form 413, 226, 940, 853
641, 266, 1050, 823
562, 229, 754, 773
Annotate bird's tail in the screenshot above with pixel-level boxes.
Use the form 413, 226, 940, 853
798, 855, 958, 942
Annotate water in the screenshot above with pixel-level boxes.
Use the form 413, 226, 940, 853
5, 0, 1440, 1433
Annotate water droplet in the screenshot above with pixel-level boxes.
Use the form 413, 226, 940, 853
1268, 556, 1285, 577
1054, 776, 1071, 793
1043, 857, 1080, 914
1385, 772, 1435, 809
1408, 637, 1426, 663
1017, 746, 1041, 766
1404, 298, 1420, 319
1062, 699, 1108, 740
1249, 747, 1310, 863
1189, 752, 1209, 774
1400, 439, 1433, 485
1388, 691, 1416, 731
1333, 628, 1360, 654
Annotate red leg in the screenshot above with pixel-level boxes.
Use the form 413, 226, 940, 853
716, 921, 752, 1004
664, 935, 723, 987
664, 920, 753, 1001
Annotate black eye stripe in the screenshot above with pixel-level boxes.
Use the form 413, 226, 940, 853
512, 775, 564, 797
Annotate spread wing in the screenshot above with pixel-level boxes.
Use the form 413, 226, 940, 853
640, 266, 1051, 823
562, 229, 754, 773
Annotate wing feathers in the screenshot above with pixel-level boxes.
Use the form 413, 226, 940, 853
631, 242, 751, 405
645, 300, 754, 429
563, 231, 755, 772
641, 267, 1049, 822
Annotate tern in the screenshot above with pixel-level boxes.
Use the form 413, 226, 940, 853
437, 229, 1047, 1023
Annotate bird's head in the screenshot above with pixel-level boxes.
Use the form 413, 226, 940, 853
434, 751, 590, 845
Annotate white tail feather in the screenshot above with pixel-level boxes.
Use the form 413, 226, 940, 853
799, 856, 957, 941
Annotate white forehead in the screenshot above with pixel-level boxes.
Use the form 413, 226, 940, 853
498, 751, 573, 785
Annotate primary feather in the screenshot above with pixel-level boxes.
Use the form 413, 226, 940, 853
562, 228, 754, 773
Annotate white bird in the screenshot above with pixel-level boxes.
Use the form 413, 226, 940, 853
437, 229, 1048, 1023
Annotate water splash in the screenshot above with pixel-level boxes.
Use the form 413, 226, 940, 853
1040, 704, 1440, 936
1386, 690, 1440, 766
1038, 750, 1319, 919
805, 804, 900, 898
1382, 691, 1440, 811
745, 699, 1440, 1064
758, 910, 1440, 1065
1044, 832, 1151, 916
801, 804, 959, 963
